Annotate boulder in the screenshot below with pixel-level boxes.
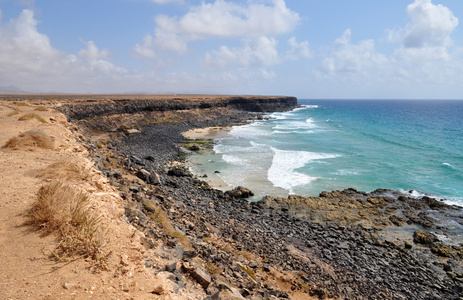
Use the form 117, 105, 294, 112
184, 260, 212, 289
216, 280, 245, 299
136, 169, 151, 181
168, 167, 192, 177
413, 230, 438, 246
149, 172, 161, 185
225, 186, 254, 198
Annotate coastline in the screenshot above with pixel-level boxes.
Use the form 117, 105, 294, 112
182, 120, 463, 244
91, 96, 461, 299
3, 95, 462, 299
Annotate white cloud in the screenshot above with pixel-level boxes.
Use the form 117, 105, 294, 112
314, 0, 463, 99
0, 9, 130, 92
203, 36, 279, 68
78, 40, 110, 60
387, 0, 458, 61
0, 8, 279, 94
0, 9, 60, 74
286, 37, 311, 60
386, 0, 461, 84
133, 35, 157, 58
320, 29, 388, 75
401, 0, 458, 48
134, 0, 300, 57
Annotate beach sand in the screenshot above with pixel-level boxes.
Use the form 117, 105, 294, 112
182, 126, 232, 140
183, 126, 234, 191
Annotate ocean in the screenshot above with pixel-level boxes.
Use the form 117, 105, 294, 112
188, 99, 463, 206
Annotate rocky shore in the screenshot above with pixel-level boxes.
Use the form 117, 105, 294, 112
55, 95, 463, 299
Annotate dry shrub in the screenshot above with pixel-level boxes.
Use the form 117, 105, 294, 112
18, 113, 47, 123
2, 129, 54, 150
27, 181, 109, 269
34, 161, 88, 181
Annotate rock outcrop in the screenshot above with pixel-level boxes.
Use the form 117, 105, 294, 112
51, 95, 298, 120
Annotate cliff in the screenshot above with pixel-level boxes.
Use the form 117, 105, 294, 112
48, 95, 298, 120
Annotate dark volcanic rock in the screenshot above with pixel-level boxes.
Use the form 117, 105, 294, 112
168, 167, 192, 177
225, 186, 254, 198
55, 96, 298, 120
62, 95, 463, 300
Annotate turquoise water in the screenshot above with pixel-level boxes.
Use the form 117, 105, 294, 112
189, 100, 463, 206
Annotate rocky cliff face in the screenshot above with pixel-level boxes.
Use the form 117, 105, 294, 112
53, 96, 298, 120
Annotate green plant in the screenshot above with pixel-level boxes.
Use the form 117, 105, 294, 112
147, 204, 191, 248
18, 113, 47, 123
240, 266, 257, 280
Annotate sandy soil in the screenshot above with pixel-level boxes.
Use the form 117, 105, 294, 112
0, 101, 203, 300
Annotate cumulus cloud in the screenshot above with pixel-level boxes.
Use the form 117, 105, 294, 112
388, 0, 458, 62
203, 36, 279, 68
0, 8, 279, 94
0, 9, 129, 92
285, 37, 311, 60
134, 0, 300, 57
401, 0, 458, 48
316, 0, 462, 98
320, 29, 388, 75
0, 9, 61, 74
78, 40, 110, 60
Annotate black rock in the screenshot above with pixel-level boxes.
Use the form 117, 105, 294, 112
144, 155, 156, 161
225, 186, 254, 198
168, 167, 192, 177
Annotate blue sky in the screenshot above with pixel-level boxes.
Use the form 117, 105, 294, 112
0, 0, 462, 99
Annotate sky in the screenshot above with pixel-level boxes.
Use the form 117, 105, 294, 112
0, 0, 462, 99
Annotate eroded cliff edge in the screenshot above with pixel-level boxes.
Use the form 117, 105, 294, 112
49, 95, 298, 120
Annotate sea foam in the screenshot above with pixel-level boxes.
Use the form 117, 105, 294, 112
268, 147, 339, 193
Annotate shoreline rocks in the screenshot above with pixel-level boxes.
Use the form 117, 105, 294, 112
61, 96, 462, 299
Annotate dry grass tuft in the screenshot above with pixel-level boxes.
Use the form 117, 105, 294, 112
34, 161, 89, 181
18, 113, 47, 123
27, 181, 109, 269
2, 129, 54, 150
